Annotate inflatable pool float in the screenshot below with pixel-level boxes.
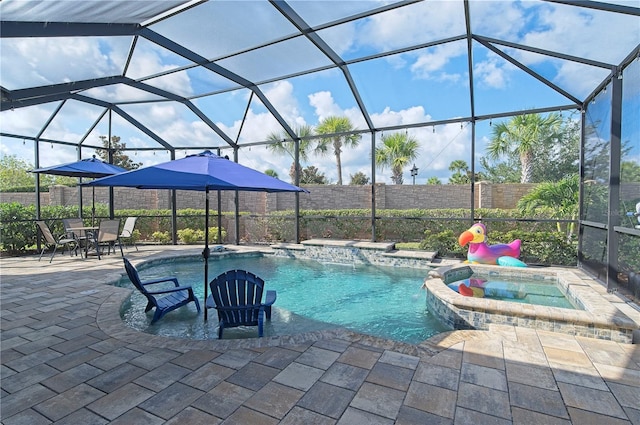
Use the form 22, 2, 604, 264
458, 223, 526, 267
448, 278, 487, 297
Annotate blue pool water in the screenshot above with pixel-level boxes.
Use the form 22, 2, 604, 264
118, 255, 449, 343
447, 276, 578, 309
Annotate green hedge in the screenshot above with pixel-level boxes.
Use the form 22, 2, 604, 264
290, 208, 559, 243
0, 203, 81, 252
419, 228, 578, 266
6, 203, 638, 271
0, 203, 233, 253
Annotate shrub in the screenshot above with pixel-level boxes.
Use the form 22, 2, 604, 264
177, 227, 226, 244
208, 227, 227, 243
130, 229, 141, 243
420, 226, 578, 266
0, 205, 580, 266
420, 229, 467, 259
177, 228, 202, 244
151, 231, 171, 244
0, 202, 36, 253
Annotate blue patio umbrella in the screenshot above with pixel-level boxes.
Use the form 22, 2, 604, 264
31, 156, 127, 226
86, 150, 308, 321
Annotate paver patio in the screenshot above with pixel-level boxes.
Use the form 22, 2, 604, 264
1, 245, 639, 424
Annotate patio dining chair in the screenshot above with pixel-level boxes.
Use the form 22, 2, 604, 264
118, 217, 138, 251
36, 220, 78, 263
89, 219, 122, 259
62, 218, 88, 255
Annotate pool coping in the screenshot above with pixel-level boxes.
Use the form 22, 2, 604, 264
270, 239, 441, 268
97, 286, 460, 358
98, 241, 639, 352
424, 263, 640, 343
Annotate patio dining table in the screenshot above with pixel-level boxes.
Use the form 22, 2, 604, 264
67, 226, 99, 259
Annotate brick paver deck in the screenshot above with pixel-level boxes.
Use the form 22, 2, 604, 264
2, 246, 639, 424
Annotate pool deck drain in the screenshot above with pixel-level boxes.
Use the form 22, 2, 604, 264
2, 244, 639, 424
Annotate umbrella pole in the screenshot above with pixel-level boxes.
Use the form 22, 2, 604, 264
92, 187, 96, 227
203, 188, 210, 321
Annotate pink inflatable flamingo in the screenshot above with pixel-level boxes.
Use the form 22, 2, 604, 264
458, 223, 526, 267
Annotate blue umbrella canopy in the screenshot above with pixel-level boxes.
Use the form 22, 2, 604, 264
86, 150, 308, 193
86, 150, 308, 322
31, 156, 127, 178
31, 156, 127, 226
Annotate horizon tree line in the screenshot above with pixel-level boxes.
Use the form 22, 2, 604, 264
263, 112, 591, 186
4, 112, 639, 190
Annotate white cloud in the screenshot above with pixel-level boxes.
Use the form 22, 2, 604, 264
474, 58, 509, 89
261, 81, 304, 128
308, 91, 344, 122
0, 106, 49, 136
411, 43, 466, 81
472, 2, 638, 96
467, 2, 525, 40
316, 22, 358, 57
371, 106, 428, 128
354, 3, 469, 83
359, 1, 465, 50
554, 62, 611, 99
521, 4, 637, 65
1, 37, 127, 89
241, 109, 281, 141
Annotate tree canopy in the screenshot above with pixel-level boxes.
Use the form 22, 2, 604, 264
266, 125, 317, 184
95, 136, 142, 170
349, 171, 370, 185
300, 166, 328, 184
482, 113, 578, 183
0, 155, 76, 192
486, 113, 563, 183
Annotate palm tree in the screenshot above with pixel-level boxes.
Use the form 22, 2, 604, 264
448, 159, 470, 184
375, 132, 419, 184
486, 113, 562, 183
315, 116, 361, 185
517, 174, 579, 239
266, 124, 316, 183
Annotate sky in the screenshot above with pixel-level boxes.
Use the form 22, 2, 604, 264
1, 0, 638, 184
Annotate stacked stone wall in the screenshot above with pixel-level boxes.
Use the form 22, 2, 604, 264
4, 182, 639, 213
298, 185, 371, 211
0, 192, 50, 206
488, 183, 537, 209
383, 184, 472, 209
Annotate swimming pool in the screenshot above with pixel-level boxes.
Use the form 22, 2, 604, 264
117, 255, 449, 344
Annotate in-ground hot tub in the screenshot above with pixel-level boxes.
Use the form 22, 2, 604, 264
423, 264, 640, 343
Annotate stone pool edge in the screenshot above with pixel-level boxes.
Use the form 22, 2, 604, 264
424, 263, 640, 343
269, 239, 441, 269
95, 244, 453, 358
